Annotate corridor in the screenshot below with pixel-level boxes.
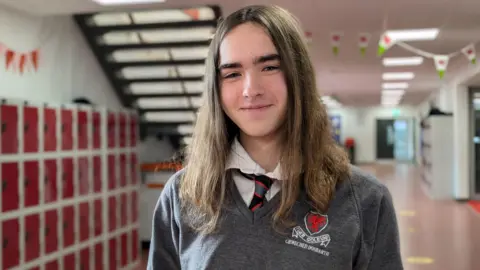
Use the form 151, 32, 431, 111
140, 163, 480, 270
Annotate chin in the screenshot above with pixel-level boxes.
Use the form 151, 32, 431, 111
238, 123, 280, 139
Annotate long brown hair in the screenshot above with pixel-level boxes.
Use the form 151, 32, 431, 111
180, 5, 351, 234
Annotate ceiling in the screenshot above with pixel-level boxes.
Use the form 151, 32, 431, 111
3, 0, 480, 107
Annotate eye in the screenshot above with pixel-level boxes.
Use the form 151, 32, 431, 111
224, 72, 241, 79
263, 66, 280, 72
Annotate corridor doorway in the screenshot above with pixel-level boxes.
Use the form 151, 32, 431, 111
376, 118, 415, 162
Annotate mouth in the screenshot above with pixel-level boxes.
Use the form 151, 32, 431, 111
240, 104, 272, 110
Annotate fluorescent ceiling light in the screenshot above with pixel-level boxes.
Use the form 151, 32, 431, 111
382, 82, 409, 89
93, 0, 166, 5
382, 89, 405, 96
382, 72, 415, 80
383, 57, 423, 67
386, 28, 439, 42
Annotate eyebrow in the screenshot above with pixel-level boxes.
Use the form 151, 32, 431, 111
218, 53, 280, 71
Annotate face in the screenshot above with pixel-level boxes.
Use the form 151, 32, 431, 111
218, 22, 288, 139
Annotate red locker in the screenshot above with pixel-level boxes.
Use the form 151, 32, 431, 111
78, 110, 88, 150
108, 155, 116, 190
92, 111, 101, 149
109, 237, 117, 270
131, 191, 138, 223
44, 107, 57, 152
95, 243, 104, 270
63, 205, 74, 248
107, 112, 116, 148
45, 259, 59, 270
78, 157, 90, 195
119, 154, 126, 187
121, 233, 128, 266
28, 267, 40, 270
94, 199, 103, 237
23, 106, 39, 153
25, 213, 40, 262
79, 202, 90, 242
108, 196, 117, 232
62, 158, 74, 199
80, 247, 90, 270
24, 161, 39, 208
120, 192, 127, 227
63, 253, 76, 270
2, 218, 20, 269
44, 159, 58, 203
61, 108, 73, 150
130, 114, 137, 147
93, 156, 102, 193
130, 153, 138, 186
119, 113, 127, 148
2, 162, 19, 212
132, 229, 139, 261
45, 210, 58, 254
1, 104, 18, 154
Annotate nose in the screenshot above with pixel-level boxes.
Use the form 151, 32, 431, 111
242, 72, 263, 98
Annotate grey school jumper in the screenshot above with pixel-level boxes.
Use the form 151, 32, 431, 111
147, 166, 403, 270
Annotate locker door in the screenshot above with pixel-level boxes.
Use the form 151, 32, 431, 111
2, 218, 20, 269
44, 107, 57, 152
63, 253, 75, 270
45, 210, 58, 254
93, 156, 102, 193
80, 247, 90, 270
108, 155, 116, 190
25, 213, 40, 262
94, 199, 103, 237
79, 202, 90, 242
78, 110, 88, 150
119, 113, 126, 148
44, 159, 58, 204
121, 233, 128, 267
2, 162, 19, 212
131, 191, 138, 223
130, 115, 137, 147
28, 267, 40, 270
109, 237, 117, 270
120, 193, 127, 227
1, 104, 18, 154
78, 157, 90, 196
45, 259, 59, 270
94, 243, 104, 270
24, 161, 40, 208
62, 158, 74, 199
119, 154, 126, 187
92, 112, 101, 149
108, 196, 117, 232
107, 112, 116, 148
23, 106, 39, 153
61, 109, 73, 151
62, 205, 75, 248
130, 153, 138, 186
132, 229, 139, 262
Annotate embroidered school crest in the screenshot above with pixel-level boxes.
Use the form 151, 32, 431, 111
305, 212, 328, 235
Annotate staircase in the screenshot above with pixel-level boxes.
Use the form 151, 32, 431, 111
74, 6, 222, 149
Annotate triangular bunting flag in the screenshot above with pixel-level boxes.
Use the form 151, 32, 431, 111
31, 50, 39, 71
6, 50, 15, 70
183, 9, 200, 20
19, 54, 27, 74
433, 55, 449, 79
461, 44, 477, 64
358, 33, 371, 56
331, 32, 342, 56
377, 32, 395, 56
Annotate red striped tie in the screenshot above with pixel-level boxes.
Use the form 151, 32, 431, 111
238, 170, 275, 211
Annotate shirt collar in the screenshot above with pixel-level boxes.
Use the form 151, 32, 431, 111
225, 137, 283, 180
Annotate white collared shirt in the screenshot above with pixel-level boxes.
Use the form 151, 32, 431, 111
225, 137, 282, 206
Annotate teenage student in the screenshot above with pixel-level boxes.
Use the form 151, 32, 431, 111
147, 4, 403, 270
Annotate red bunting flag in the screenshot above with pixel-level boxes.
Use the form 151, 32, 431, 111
31, 50, 39, 71
19, 54, 27, 74
6, 50, 15, 70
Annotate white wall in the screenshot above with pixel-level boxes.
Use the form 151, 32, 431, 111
0, 4, 121, 108
328, 106, 418, 163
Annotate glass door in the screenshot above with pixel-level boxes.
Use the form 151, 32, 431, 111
469, 90, 480, 199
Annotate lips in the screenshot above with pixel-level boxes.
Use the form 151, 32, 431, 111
241, 104, 272, 110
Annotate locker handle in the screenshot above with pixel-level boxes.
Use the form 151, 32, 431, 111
3, 239, 7, 248
1, 122, 6, 133
24, 123, 29, 132
25, 231, 29, 242
62, 173, 67, 181
61, 123, 65, 133
44, 123, 48, 133
63, 221, 68, 229
45, 226, 49, 236
2, 180, 6, 191
44, 175, 49, 184
24, 178, 29, 187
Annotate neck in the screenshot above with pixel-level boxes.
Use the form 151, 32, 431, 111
239, 131, 282, 172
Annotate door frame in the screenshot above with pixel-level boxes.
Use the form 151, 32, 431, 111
468, 87, 480, 200
375, 117, 416, 162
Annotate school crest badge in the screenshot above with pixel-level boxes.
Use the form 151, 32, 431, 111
291, 211, 331, 247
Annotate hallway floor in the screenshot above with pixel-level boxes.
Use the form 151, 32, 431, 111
139, 163, 480, 270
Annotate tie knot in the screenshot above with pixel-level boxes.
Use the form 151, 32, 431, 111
237, 170, 274, 194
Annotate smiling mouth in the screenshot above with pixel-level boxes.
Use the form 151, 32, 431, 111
241, 105, 272, 110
